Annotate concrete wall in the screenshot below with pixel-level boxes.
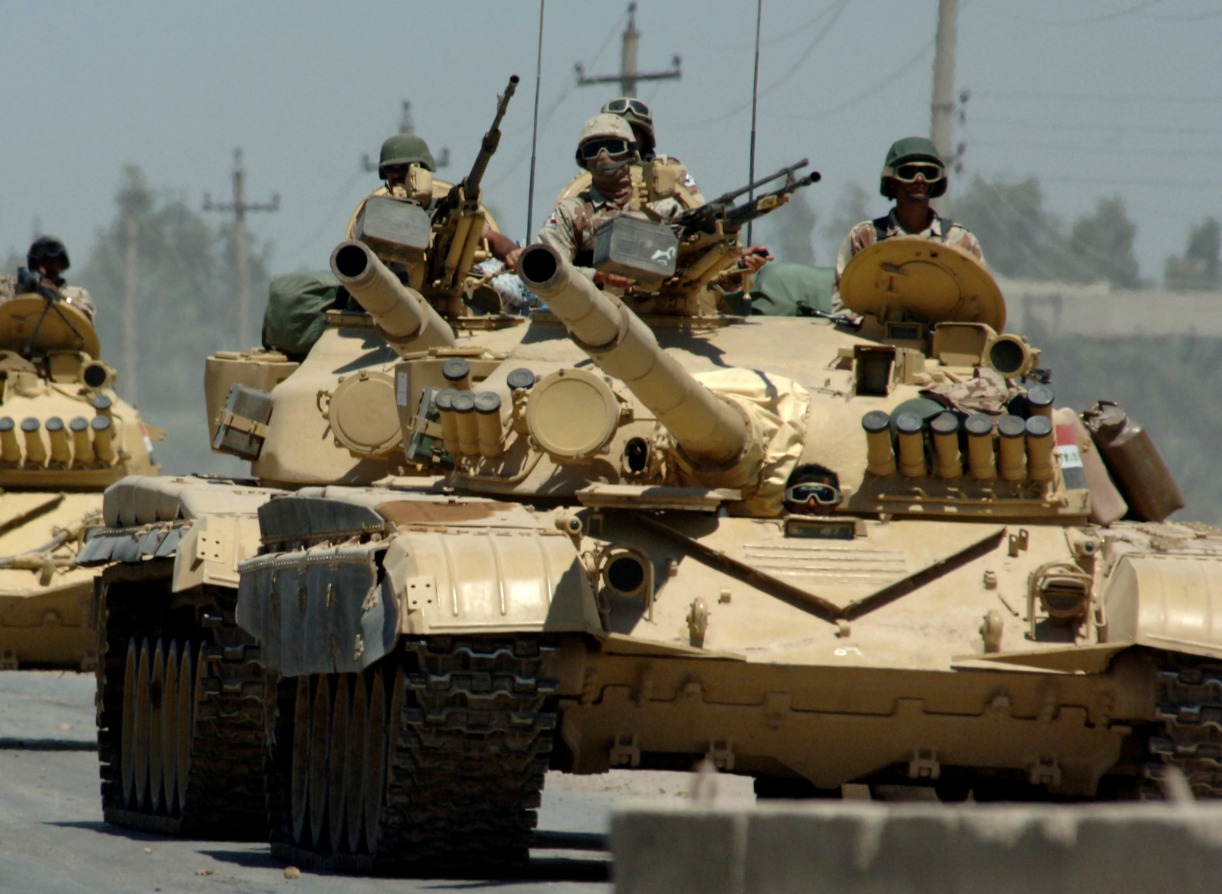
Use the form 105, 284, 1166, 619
612, 800, 1222, 894
1000, 279, 1222, 339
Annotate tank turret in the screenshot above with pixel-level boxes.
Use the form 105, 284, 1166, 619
0, 293, 160, 670
518, 242, 754, 474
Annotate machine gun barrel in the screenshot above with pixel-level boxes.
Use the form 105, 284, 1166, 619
330, 241, 456, 352
518, 244, 750, 469
430, 75, 518, 292
675, 159, 819, 237
708, 158, 810, 207
459, 74, 519, 199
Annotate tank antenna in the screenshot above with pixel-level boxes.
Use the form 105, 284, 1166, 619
526, 0, 546, 240
747, 0, 763, 246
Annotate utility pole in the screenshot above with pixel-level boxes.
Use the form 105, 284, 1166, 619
575, 2, 681, 97
204, 149, 279, 348
930, 0, 959, 216
362, 100, 450, 173
122, 212, 138, 405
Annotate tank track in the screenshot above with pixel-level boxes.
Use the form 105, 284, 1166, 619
1142, 653, 1222, 799
96, 561, 269, 838
269, 635, 558, 876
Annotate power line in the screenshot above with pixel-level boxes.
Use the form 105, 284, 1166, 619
973, 89, 1222, 104
969, 115, 1222, 136
970, 138, 1214, 159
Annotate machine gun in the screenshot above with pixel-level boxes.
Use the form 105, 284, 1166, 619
427, 75, 518, 310
591, 159, 821, 314
672, 159, 820, 240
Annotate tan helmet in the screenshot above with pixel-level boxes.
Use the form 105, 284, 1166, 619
575, 113, 638, 167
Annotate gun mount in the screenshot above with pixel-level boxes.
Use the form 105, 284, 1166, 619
591, 158, 821, 315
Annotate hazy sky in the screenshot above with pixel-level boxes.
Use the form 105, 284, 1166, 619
2, 0, 1220, 289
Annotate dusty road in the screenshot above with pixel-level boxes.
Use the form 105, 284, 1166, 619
0, 671, 753, 893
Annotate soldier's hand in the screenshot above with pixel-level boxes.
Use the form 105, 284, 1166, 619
504, 247, 522, 272
593, 270, 635, 291
738, 245, 773, 272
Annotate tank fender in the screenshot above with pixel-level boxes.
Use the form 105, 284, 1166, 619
380, 526, 603, 636
1103, 553, 1222, 660
170, 513, 264, 592
236, 542, 397, 676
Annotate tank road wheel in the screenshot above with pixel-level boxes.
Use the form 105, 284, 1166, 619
307, 674, 332, 848
174, 642, 198, 813
161, 641, 180, 815
327, 676, 352, 853
119, 638, 139, 806
132, 638, 153, 810
147, 641, 167, 813
361, 669, 392, 855
289, 676, 312, 845
344, 675, 369, 854
97, 567, 269, 839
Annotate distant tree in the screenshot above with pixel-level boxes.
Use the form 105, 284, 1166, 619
76, 165, 272, 476
951, 175, 1070, 280
819, 182, 871, 264
755, 190, 817, 266
1063, 196, 1142, 289
1164, 217, 1220, 291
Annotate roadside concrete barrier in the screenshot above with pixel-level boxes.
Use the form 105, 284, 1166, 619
612, 799, 1222, 894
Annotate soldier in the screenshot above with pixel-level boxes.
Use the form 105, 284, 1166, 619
598, 97, 771, 277
555, 97, 705, 210
508, 114, 675, 290
514, 114, 769, 293
11, 236, 96, 321
348, 133, 526, 308
834, 137, 983, 286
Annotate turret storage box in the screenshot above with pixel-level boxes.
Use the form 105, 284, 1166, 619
592, 216, 679, 283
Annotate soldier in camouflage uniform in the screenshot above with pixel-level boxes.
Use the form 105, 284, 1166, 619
8, 236, 95, 321
555, 97, 705, 210
510, 114, 682, 291
834, 137, 983, 291
517, 114, 770, 294
347, 133, 528, 309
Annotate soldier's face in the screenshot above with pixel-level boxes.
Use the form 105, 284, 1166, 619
893, 177, 933, 207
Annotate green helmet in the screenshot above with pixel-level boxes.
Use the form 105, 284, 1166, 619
28, 235, 70, 270
880, 136, 947, 199
378, 133, 436, 178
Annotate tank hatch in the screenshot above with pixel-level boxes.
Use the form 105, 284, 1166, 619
0, 295, 101, 359
839, 236, 1005, 333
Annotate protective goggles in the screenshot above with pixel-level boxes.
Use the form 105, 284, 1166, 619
784, 482, 842, 511
604, 97, 652, 123
892, 162, 945, 184
579, 138, 633, 161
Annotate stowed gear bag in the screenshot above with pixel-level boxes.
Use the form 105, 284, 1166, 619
261, 271, 344, 359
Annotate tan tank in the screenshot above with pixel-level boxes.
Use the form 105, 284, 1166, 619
216, 234, 1222, 876
0, 292, 159, 671
78, 78, 529, 839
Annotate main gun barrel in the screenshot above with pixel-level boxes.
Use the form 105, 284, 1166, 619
330, 241, 456, 351
518, 244, 750, 469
